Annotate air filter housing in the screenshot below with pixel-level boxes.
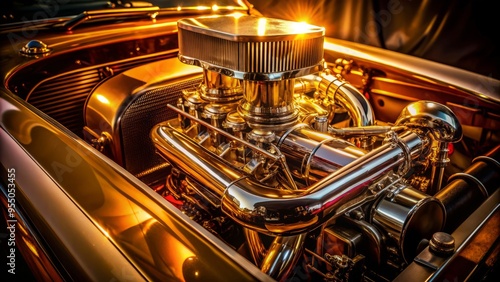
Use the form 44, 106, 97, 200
178, 15, 325, 81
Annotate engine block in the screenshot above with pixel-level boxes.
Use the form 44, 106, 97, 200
148, 15, 475, 281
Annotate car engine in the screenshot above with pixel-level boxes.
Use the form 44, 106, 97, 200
80, 15, 499, 281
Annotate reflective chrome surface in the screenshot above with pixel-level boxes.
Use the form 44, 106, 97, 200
153, 123, 424, 234
260, 234, 306, 280
20, 40, 51, 55
372, 182, 446, 263
238, 79, 298, 129
396, 101, 463, 194
178, 15, 325, 80
395, 101, 462, 143
298, 73, 375, 127
277, 125, 366, 184
200, 69, 243, 100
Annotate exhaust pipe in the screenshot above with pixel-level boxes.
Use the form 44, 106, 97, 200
152, 124, 423, 235
297, 73, 375, 127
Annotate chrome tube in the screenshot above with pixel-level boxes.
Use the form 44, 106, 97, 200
244, 229, 267, 266
238, 79, 298, 130
152, 124, 423, 235
222, 131, 422, 235
246, 220, 307, 280
329, 125, 398, 137
153, 126, 238, 200
436, 144, 500, 232
395, 101, 462, 194
260, 234, 306, 280
372, 183, 446, 263
277, 125, 366, 184
246, 230, 307, 280
200, 69, 242, 100
297, 73, 375, 127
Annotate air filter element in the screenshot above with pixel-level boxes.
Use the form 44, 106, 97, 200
178, 15, 325, 81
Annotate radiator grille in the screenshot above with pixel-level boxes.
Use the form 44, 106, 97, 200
27, 69, 102, 135
120, 77, 202, 175
26, 55, 173, 137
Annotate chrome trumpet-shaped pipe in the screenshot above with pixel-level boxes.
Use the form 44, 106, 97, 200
152, 123, 423, 235
296, 73, 375, 127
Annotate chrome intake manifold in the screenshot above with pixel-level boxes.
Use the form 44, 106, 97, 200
151, 15, 468, 281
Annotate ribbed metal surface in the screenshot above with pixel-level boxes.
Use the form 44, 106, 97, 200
26, 55, 171, 137
120, 77, 202, 175
28, 69, 101, 135
241, 37, 324, 73
180, 30, 240, 70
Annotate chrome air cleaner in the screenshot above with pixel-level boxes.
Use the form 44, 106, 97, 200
177, 15, 325, 130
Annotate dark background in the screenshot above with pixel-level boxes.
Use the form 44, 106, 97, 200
250, 0, 499, 79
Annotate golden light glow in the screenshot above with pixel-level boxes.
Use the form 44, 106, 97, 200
22, 237, 39, 257
228, 12, 245, 19
212, 4, 219, 11
407, 104, 418, 115
292, 21, 314, 34
278, 2, 323, 25
196, 6, 210, 10
166, 239, 195, 279
177, 6, 181, 11
413, 74, 439, 84
96, 94, 110, 105
190, 19, 209, 29
101, 228, 110, 238
324, 41, 374, 62
257, 18, 267, 36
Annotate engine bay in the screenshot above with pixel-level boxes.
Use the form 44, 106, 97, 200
7, 13, 499, 282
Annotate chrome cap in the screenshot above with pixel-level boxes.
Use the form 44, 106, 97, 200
20, 40, 51, 55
